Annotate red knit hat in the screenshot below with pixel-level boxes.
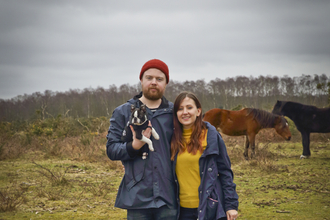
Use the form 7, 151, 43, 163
139, 59, 169, 83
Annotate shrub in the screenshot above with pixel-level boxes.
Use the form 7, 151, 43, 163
32, 162, 69, 186
31, 124, 43, 136
0, 182, 28, 212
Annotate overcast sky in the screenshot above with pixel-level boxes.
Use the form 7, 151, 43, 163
1, 0, 329, 100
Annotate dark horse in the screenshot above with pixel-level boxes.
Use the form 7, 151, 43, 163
203, 108, 291, 159
272, 100, 330, 159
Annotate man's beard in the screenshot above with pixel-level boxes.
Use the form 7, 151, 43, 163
142, 87, 164, 100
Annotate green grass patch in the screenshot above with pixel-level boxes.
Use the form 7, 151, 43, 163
0, 117, 329, 219
230, 140, 330, 220
0, 159, 126, 219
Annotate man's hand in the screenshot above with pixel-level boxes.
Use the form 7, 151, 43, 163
131, 121, 152, 150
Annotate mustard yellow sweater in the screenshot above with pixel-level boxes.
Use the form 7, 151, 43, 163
175, 128, 207, 208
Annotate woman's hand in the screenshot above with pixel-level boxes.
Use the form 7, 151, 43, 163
226, 209, 238, 220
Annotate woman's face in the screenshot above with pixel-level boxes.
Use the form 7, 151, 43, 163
176, 97, 201, 129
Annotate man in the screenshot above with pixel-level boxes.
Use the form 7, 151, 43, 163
106, 59, 177, 220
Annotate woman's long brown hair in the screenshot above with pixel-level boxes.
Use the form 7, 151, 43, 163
170, 91, 207, 161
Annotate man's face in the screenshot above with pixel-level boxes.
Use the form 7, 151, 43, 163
140, 68, 167, 101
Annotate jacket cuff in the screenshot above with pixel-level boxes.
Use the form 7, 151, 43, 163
225, 202, 239, 212
126, 141, 140, 158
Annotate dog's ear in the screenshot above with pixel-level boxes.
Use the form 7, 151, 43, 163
130, 104, 135, 112
140, 104, 147, 113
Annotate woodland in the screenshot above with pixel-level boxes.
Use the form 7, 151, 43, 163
0, 73, 329, 122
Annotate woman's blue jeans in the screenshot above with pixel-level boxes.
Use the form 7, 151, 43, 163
179, 207, 198, 220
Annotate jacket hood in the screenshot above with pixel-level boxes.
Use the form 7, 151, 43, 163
203, 121, 221, 156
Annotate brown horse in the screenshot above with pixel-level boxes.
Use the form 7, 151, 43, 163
203, 108, 292, 159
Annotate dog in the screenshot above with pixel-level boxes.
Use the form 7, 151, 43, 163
121, 104, 159, 152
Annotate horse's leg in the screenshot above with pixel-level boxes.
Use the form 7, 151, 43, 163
243, 135, 250, 160
250, 134, 256, 159
300, 131, 311, 159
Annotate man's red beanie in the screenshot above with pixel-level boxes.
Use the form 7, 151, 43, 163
139, 59, 169, 83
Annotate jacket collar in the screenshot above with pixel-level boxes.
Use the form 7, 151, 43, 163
131, 91, 171, 109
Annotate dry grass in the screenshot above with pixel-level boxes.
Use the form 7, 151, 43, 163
0, 120, 330, 219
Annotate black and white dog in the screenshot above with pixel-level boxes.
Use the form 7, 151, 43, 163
122, 104, 159, 152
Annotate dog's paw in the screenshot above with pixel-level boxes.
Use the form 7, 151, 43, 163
153, 133, 159, 140
151, 128, 159, 140
142, 152, 148, 159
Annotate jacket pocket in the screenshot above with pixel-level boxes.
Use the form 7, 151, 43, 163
206, 189, 218, 219
125, 171, 144, 191
123, 159, 146, 191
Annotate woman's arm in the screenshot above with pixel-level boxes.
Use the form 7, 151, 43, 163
215, 133, 239, 211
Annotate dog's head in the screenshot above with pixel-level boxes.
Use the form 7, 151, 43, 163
130, 104, 148, 125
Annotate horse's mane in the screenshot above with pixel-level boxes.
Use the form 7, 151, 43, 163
245, 108, 278, 128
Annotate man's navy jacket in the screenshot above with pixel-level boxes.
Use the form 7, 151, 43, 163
106, 92, 176, 210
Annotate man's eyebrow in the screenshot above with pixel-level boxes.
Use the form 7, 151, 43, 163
145, 75, 164, 78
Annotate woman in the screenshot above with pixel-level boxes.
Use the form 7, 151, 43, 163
171, 92, 239, 220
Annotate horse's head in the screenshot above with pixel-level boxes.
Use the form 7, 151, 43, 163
274, 116, 291, 141
272, 100, 285, 115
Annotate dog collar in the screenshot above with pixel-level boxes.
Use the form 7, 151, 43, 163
132, 117, 148, 126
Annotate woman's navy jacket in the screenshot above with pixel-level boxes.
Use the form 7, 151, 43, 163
106, 93, 176, 210
173, 122, 239, 220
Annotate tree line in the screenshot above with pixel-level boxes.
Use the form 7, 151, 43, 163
0, 74, 329, 122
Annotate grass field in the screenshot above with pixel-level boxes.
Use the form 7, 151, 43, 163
0, 127, 329, 219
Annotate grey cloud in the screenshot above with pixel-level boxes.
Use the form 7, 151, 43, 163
0, 0, 329, 99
